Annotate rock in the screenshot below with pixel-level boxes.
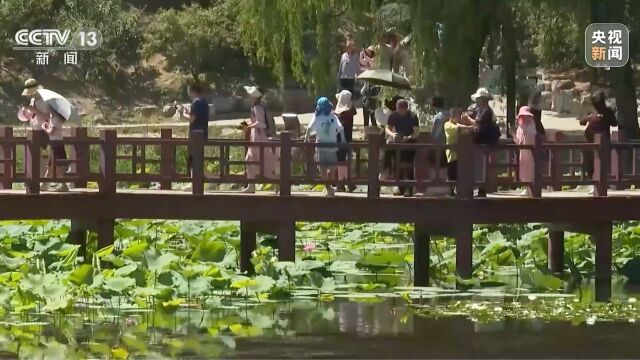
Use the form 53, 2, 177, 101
551, 89, 579, 114
551, 79, 575, 92
134, 105, 160, 117
573, 94, 594, 120
540, 91, 552, 110
162, 105, 176, 117
573, 82, 591, 95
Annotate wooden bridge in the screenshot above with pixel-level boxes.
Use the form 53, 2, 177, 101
1, 126, 640, 301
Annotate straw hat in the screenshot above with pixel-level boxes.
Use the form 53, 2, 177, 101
335, 90, 352, 114
21, 78, 42, 97
243, 86, 262, 99
470, 87, 493, 101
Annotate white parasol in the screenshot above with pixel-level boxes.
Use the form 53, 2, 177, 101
36, 89, 81, 124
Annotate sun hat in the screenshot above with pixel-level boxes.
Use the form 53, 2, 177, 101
21, 78, 42, 97
17, 107, 34, 122
366, 45, 376, 53
243, 86, 262, 99
470, 87, 493, 101
334, 90, 352, 114
518, 106, 534, 118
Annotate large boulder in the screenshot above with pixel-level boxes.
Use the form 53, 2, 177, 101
540, 91, 553, 110
134, 105, 160, 118
551, 89, 579, 113
162, 105, 177, 117
551, 79, 575, 91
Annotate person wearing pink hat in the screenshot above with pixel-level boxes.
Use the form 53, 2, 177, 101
512, 106, 537, 196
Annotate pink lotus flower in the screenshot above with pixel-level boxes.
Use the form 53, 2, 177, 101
303, 242, 317, 252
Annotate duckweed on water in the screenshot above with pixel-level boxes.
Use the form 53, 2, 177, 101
0, 220, 638, 357
414, 297, 640, 325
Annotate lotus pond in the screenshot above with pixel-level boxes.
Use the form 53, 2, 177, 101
0, 220, 640, 358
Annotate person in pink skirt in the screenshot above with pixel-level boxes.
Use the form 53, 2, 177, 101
240, 86, 278, 193
513, 106, 537, 196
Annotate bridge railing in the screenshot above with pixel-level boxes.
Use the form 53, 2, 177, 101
0, 126, 639, 197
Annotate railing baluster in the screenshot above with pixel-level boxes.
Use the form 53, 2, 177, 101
551, 132, 563, 191
71, 127, 89, 188
367, 133, 382, 198
25, 130, 44, 194
0, 127, 13, 190
456, 131, 474, 200
279, 132, 292, 196
100, 130, 117, 194
594, 134, 610, 197
190, 130, 205, 195
160, 128, 173, 190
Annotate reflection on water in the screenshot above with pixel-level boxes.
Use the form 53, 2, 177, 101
1, 297, 638, 359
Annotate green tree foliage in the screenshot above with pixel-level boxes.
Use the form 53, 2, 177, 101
143, 1, 272, 91
0, 0, 140, 84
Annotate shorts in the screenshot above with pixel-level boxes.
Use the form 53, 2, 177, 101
49, 142, 68, 167
317, 147, 338, 166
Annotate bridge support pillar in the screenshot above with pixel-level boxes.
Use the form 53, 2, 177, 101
95, 219, 115, 250
550, 222, 612, 302
69, 219, 89, 261
277, 221, 296, 262
594, 224, 612, 302
455, 224, 473, 280
413, 223, 430, 286
548, 230, 564, 273
240, 221, 257, 274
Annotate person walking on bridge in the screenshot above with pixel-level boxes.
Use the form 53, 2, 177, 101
181, 84, 210, 176
512, 106, 537, 196
305, 97, 345, 197
240, 86, 278, 193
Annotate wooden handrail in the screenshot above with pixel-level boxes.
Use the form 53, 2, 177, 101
0, 127, 636, 198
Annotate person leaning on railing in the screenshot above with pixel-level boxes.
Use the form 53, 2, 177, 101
579, 90, 617, 194
385, 99, 419, 197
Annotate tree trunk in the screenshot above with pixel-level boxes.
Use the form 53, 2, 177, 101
592, 0, 639, 139
439, 8, 492, 107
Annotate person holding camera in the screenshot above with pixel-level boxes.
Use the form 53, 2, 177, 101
385, 99, 419, 197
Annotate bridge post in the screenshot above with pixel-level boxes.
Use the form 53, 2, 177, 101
551, 132, 564, 191
455, 224, 473, 279
190, 130, 205, 195
25, 129, 44, 194
593, 134, 610, 197
160, 128, 174, 190
367, 133, 382, 198
413, 222, 430, 286
240, 221, 257, 274
279, 132, 292, 196
456, 132, 474, 200
0, 127, 13, 190
99, 130, 117, 194
547, 230, 564, 273
414, 132, 430, 194
277, 221, 295, 261
70, 127, 89, 188
594, 223, 612, 302
530, 135, 543, 198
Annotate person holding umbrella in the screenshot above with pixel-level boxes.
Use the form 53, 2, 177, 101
21, 79, 70, 192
